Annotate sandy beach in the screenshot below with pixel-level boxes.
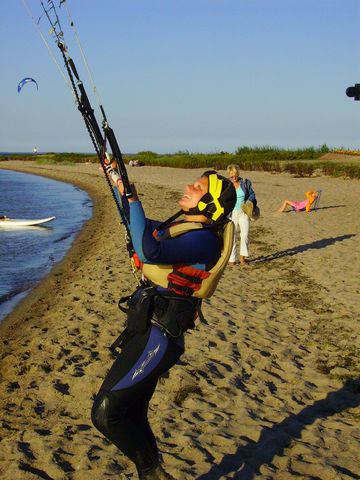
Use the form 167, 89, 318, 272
0, 160, 359, 480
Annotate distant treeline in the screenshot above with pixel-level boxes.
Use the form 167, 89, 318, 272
1, 145, 360, 179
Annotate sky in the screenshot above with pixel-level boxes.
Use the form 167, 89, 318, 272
1, 0, 360, 154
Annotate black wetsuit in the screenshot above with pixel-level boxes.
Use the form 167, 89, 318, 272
91, 200, 220, 478
92, 324, 183, 476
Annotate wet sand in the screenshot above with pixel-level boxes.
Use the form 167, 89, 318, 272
0, 161, 359, 479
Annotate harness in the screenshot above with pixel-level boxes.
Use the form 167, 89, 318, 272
142, 220, 234, 299
110, 220, 234, 352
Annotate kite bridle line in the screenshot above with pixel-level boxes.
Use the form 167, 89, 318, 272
62, 0, 102, 107
24, 0, 141, 282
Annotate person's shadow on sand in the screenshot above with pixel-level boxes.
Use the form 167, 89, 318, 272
282, 205, 346, 212
252, 234, 356, 263
312, 205, 346, 211
197, 380, 360, 480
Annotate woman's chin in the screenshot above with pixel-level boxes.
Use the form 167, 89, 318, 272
178, 201, 188, 211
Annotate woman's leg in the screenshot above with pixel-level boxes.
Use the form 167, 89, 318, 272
92, 325, 183, 478
229, 210, 240, 264
238, 210, 250, 263
278, 200, 292, 212
92, 381, 159, 471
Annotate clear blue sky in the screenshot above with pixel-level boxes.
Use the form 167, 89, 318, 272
1, 0, 360, 153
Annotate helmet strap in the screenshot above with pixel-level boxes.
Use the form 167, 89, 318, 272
155, 210, 184, 233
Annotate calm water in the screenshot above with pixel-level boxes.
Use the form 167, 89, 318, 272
0, 170, 92, 322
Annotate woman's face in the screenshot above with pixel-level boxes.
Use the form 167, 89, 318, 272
228, 171, 239, 184
179, 176, 209, 211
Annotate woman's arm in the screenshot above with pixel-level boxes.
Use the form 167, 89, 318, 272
129, 201, 219, 265
104, 166, 220, 266
240, 179, 256, 204
245, 180, 257, 204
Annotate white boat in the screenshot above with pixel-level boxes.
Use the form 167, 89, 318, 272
0, 216, 56, 227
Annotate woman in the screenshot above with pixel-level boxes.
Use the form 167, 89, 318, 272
91, 169, 236, 479
278, 191, 318, 213
226, 164, 257, 266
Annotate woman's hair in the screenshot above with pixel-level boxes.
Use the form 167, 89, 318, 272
226, 164, 240, 176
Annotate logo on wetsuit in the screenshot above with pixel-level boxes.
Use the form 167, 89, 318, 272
132, 344, 161, 381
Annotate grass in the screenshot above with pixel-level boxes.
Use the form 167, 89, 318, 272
0, 152, 96, 164
1, 146, 360, 179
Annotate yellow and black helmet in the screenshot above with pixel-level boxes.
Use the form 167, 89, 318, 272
186, 170, 236, 222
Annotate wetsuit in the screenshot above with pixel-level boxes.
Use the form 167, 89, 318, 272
91, 199, 220, 478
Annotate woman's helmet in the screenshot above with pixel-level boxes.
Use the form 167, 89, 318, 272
185, 170, 236, 222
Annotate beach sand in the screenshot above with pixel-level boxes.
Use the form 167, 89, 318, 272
0, 160, 359, 479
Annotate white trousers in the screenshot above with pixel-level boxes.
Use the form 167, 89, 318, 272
229, 209, 250, 261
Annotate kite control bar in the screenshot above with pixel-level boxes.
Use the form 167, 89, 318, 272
100, 106, 133, 199
23, 0, 143, 283
59, 43, 133, 197
40, 1, 133, 197
56, 40, 134, 242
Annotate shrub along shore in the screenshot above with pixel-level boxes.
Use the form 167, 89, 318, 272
1, 145, 360, 179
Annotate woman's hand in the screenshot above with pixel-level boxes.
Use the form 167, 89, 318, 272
100, 162, 139, 201
101, 163, 124, 191
116, 179, 125, 195
113, 178, 139, 200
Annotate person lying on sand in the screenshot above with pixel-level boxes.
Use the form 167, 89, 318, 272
91, 169, 236, 479
278, 191, 318, 213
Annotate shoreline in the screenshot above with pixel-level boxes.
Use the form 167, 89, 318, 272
0, 161, 359, 479
0, 163, 106, 336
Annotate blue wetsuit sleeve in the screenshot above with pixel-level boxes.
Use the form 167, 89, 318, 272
128, 201, 148, 260
129, 202, 219, 265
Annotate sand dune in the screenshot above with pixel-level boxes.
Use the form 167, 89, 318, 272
0, 161, 359, 479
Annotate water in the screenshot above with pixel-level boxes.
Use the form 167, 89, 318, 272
0, 170, 92, 322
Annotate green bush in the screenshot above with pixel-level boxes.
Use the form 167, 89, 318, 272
4, 146, 360, 179
284, 162, 314, 177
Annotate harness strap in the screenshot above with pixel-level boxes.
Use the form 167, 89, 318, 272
109, 328, 132, 354
171, 270, 203, 283
110, 285, 206, 352
167, 283, 196, 296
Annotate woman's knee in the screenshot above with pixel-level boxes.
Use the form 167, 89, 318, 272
91, 391, 111, 433
91, 391, 128, 434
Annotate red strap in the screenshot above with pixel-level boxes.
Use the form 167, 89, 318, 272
168, 265, 210, 295
132, 253, 142, 269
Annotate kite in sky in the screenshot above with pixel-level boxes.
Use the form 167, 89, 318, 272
17, 77, 39, 93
